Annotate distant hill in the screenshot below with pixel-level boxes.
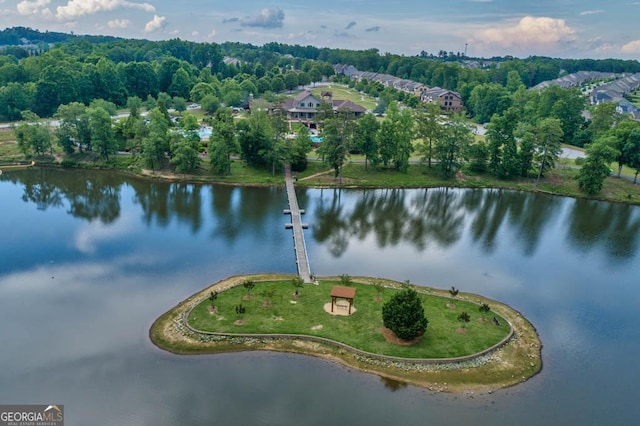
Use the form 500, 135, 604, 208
0, 26, 122, 46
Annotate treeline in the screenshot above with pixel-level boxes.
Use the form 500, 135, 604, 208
0, 36, 336, 121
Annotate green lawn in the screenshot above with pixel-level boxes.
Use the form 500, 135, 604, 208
187, 279, 509, 359
0, 129, 24, 161
308, 84, 377, 111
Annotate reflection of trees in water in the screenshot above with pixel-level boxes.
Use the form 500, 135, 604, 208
169, 183, 202, 234
8, 168, 121, 223
313, 188, 349, 257
567, 199, 640, 262
210, 186, 286, 244
314, 188, 466, 257
410, 188, 463, 250
467, 189, 560, 256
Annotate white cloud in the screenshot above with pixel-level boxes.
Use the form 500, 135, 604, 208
621, 40, 640, 54
240, 8, 285, 28
56, 0, 155, 21
108, 18, 130, 29
16, 0, 50, 15
207, 30, 216, 39
579, 10, 604, 16
144, 14, 167, 33
473, 16, 576, 51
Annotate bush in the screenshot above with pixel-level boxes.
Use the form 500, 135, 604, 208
382, 287, 428, 341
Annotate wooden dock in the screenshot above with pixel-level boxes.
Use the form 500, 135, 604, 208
284, 165, 312, 283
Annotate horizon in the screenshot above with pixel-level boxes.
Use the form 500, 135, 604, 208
1, 1, 639, 61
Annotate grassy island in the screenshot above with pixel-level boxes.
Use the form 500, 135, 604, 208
150, 274, 542, 393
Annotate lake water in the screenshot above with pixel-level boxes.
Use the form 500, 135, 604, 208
1, 168, 639, 425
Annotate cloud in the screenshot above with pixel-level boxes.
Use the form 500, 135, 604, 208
222, 17, 239, 23
207, 30, 217, 39
473, 16, 576, 51
579, 10, 604, 16
107, 18, 130, 29
144, 15, 167, 33
365, 26, 381, 32
56, 0, 155, 21
345, 21, 356, 30
16, 0, 50, 15
240, 8, 284, 28
621, 40, 640, 54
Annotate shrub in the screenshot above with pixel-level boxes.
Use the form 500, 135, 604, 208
382, 287, 428, 341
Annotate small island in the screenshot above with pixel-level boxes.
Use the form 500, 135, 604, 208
150, 274, 542, 393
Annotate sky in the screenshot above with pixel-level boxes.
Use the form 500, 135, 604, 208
1, 0, 640, 59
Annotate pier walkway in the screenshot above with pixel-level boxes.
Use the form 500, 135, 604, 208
284, 165, 312, 283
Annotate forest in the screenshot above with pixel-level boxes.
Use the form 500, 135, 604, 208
2, 27, 640, 196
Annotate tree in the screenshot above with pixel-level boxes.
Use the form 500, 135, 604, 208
372, 280, 385, 302
533, 117, 564, 183
170, 133, 200, 173
382, 287, 428, 341
434, 115, 473, 179
243, 280, 255, 298
613, 120, 640, 177
89, 106, 117, 160
578, 136, 619, 195
414, 102, 442, 168
55, 102, 90, 154
209, 107, 237, 174
284, 71, 298, 90
14, 111, 53, 157
291, 125, 313, 172
457, 311, 471, 328
321, 108, 353, 181
208, 291, 218, 309
142, 107, 170, 169
486, 108, 520, 179
353, 113, 380, 170
238, 105, 273, 168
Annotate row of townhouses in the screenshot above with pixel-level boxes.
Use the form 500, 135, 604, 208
590, 73, 640, 119
333, 64, 464, 113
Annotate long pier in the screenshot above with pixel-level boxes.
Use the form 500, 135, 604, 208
284, 165, 312, 283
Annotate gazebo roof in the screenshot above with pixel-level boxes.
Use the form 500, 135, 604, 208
330, 285, 356, 299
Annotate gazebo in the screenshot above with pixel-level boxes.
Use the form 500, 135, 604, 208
330, 285, 356, 315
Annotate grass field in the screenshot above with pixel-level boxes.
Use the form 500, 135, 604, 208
308, 84, 378, 111
187, 279, 509, 359
0, 129, 24, 162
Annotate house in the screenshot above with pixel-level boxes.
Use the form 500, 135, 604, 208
420, 87, 464, 112
279, 91, 366, 122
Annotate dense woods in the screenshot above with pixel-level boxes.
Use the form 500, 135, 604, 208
2, 27, 640, 195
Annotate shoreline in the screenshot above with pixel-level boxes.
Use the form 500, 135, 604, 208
4, 160, 638, 206
149, 274, 543, 394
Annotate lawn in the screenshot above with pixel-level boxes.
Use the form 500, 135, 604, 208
187, 279, 509, 359
308, 84, 378, 111
0, 129, 24, 162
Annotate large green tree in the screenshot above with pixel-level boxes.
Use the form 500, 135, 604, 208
578, 136, 618, 195
89, 106, 117, 160
414, 102, 442, 168
434, 115, 473, 179
352, 113, 380, 170
382, 287, 428, 341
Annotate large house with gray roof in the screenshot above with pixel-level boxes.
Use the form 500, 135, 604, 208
279, 91, 366, 122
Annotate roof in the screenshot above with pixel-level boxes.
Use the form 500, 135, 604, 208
331, 285, 356, 299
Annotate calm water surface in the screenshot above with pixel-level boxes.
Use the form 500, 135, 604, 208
1, 168, 639, 425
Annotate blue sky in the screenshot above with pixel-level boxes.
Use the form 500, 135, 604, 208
2, 0, 640, 59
